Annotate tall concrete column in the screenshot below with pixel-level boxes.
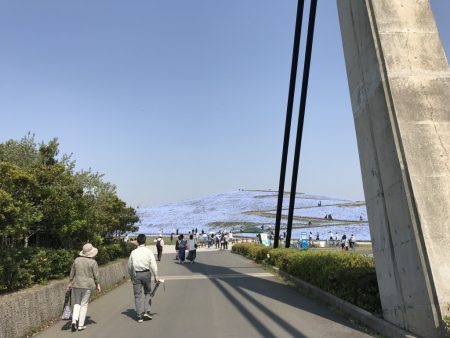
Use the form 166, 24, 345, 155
337, 1, 450, 337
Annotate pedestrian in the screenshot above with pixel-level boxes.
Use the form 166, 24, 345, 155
186, 234, 197, 263
154, 235, 164, 261
67, 243, 101, 332
220, 234, 227, 250
170, 233, 174, 244
175, 235, 180, 260
177, 234, 187, 263
350, 234, 356, 249
341, 234, 347, 251
224, 233, 229, 250
128, 234, 159, 323
215, 233, 220, 249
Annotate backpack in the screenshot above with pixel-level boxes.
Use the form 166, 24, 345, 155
156, 239, 162, 248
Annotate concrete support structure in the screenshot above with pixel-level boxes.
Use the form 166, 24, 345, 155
337, 1, 450, 337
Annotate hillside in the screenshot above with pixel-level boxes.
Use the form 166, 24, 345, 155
137, 190, 371, 240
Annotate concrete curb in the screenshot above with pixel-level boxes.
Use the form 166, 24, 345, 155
0, 259, 129, 338
269, 265, 418, 338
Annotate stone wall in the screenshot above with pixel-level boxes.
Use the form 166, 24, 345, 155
0, 259, 128, 338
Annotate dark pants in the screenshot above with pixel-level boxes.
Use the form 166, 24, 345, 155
187, 250, 196, 262
132, 271, 152, 315
157, 247, 162, 261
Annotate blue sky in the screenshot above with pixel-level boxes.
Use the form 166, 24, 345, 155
1, 1, 449, 207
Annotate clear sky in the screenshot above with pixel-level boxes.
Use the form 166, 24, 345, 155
1, 1, 449, 207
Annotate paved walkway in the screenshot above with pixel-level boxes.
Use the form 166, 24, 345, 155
37, 248, 374, 338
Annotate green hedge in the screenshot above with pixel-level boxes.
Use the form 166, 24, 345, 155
0, 242, 135, 292
232, 243, 381, 314
445, 316, 449, 337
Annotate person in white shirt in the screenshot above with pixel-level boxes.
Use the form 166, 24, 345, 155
128, 234, 159, 323
186, 234, 197, 263
154, 236, 164, 261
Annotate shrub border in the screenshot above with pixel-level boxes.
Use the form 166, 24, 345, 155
232, 246, 417, 338
270, 265, 417, 338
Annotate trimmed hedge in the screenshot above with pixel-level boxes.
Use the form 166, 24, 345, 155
0, 242, 134, 292
232, 243, 381, 314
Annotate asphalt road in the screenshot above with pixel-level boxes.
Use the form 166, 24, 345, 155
36, 248, 374, 338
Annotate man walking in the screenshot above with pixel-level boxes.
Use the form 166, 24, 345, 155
154, 235, 164, 261
128, 234, 159, 323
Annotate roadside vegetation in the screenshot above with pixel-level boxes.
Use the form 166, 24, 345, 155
232, 243, 381, 314
0, 134, 139, 292
445, 315, 449, 337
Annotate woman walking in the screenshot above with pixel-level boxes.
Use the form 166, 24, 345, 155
67, 243, 101, 332
178, 234, 187, 264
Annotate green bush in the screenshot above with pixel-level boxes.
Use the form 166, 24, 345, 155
444, 316, 449, 337
0, 242, 134, 293
0, 248, 35, 291
232, 243, 381, 313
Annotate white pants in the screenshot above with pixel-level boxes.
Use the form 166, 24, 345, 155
72, 289, 91, 327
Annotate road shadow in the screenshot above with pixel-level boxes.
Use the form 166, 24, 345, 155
60, 316, 96, 331
178, 251, 372, 338
121, 308, 160, 322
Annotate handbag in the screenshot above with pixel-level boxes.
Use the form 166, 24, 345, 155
61, 289, 72, 320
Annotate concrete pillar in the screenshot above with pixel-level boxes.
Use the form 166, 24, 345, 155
337, 1, 450, 337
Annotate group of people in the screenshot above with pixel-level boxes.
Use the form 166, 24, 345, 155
67, 234, 160, 331
325, 232, 357, 250
175, 234, 198, 264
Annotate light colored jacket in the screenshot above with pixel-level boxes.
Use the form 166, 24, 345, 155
128, 245, 158, 278
69, 256, 99, 289
187, 239, 196, 251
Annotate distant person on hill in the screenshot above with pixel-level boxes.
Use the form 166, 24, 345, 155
186, 234, 197, 263
67, 243, 101, 332
318, 201, 322, 207
154, 236, 164, 261
128, 234, 159, 323
329, 231, 333, 241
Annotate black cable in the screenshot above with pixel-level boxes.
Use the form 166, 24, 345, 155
286, 0, 318, 248
273, 0, 306, 248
